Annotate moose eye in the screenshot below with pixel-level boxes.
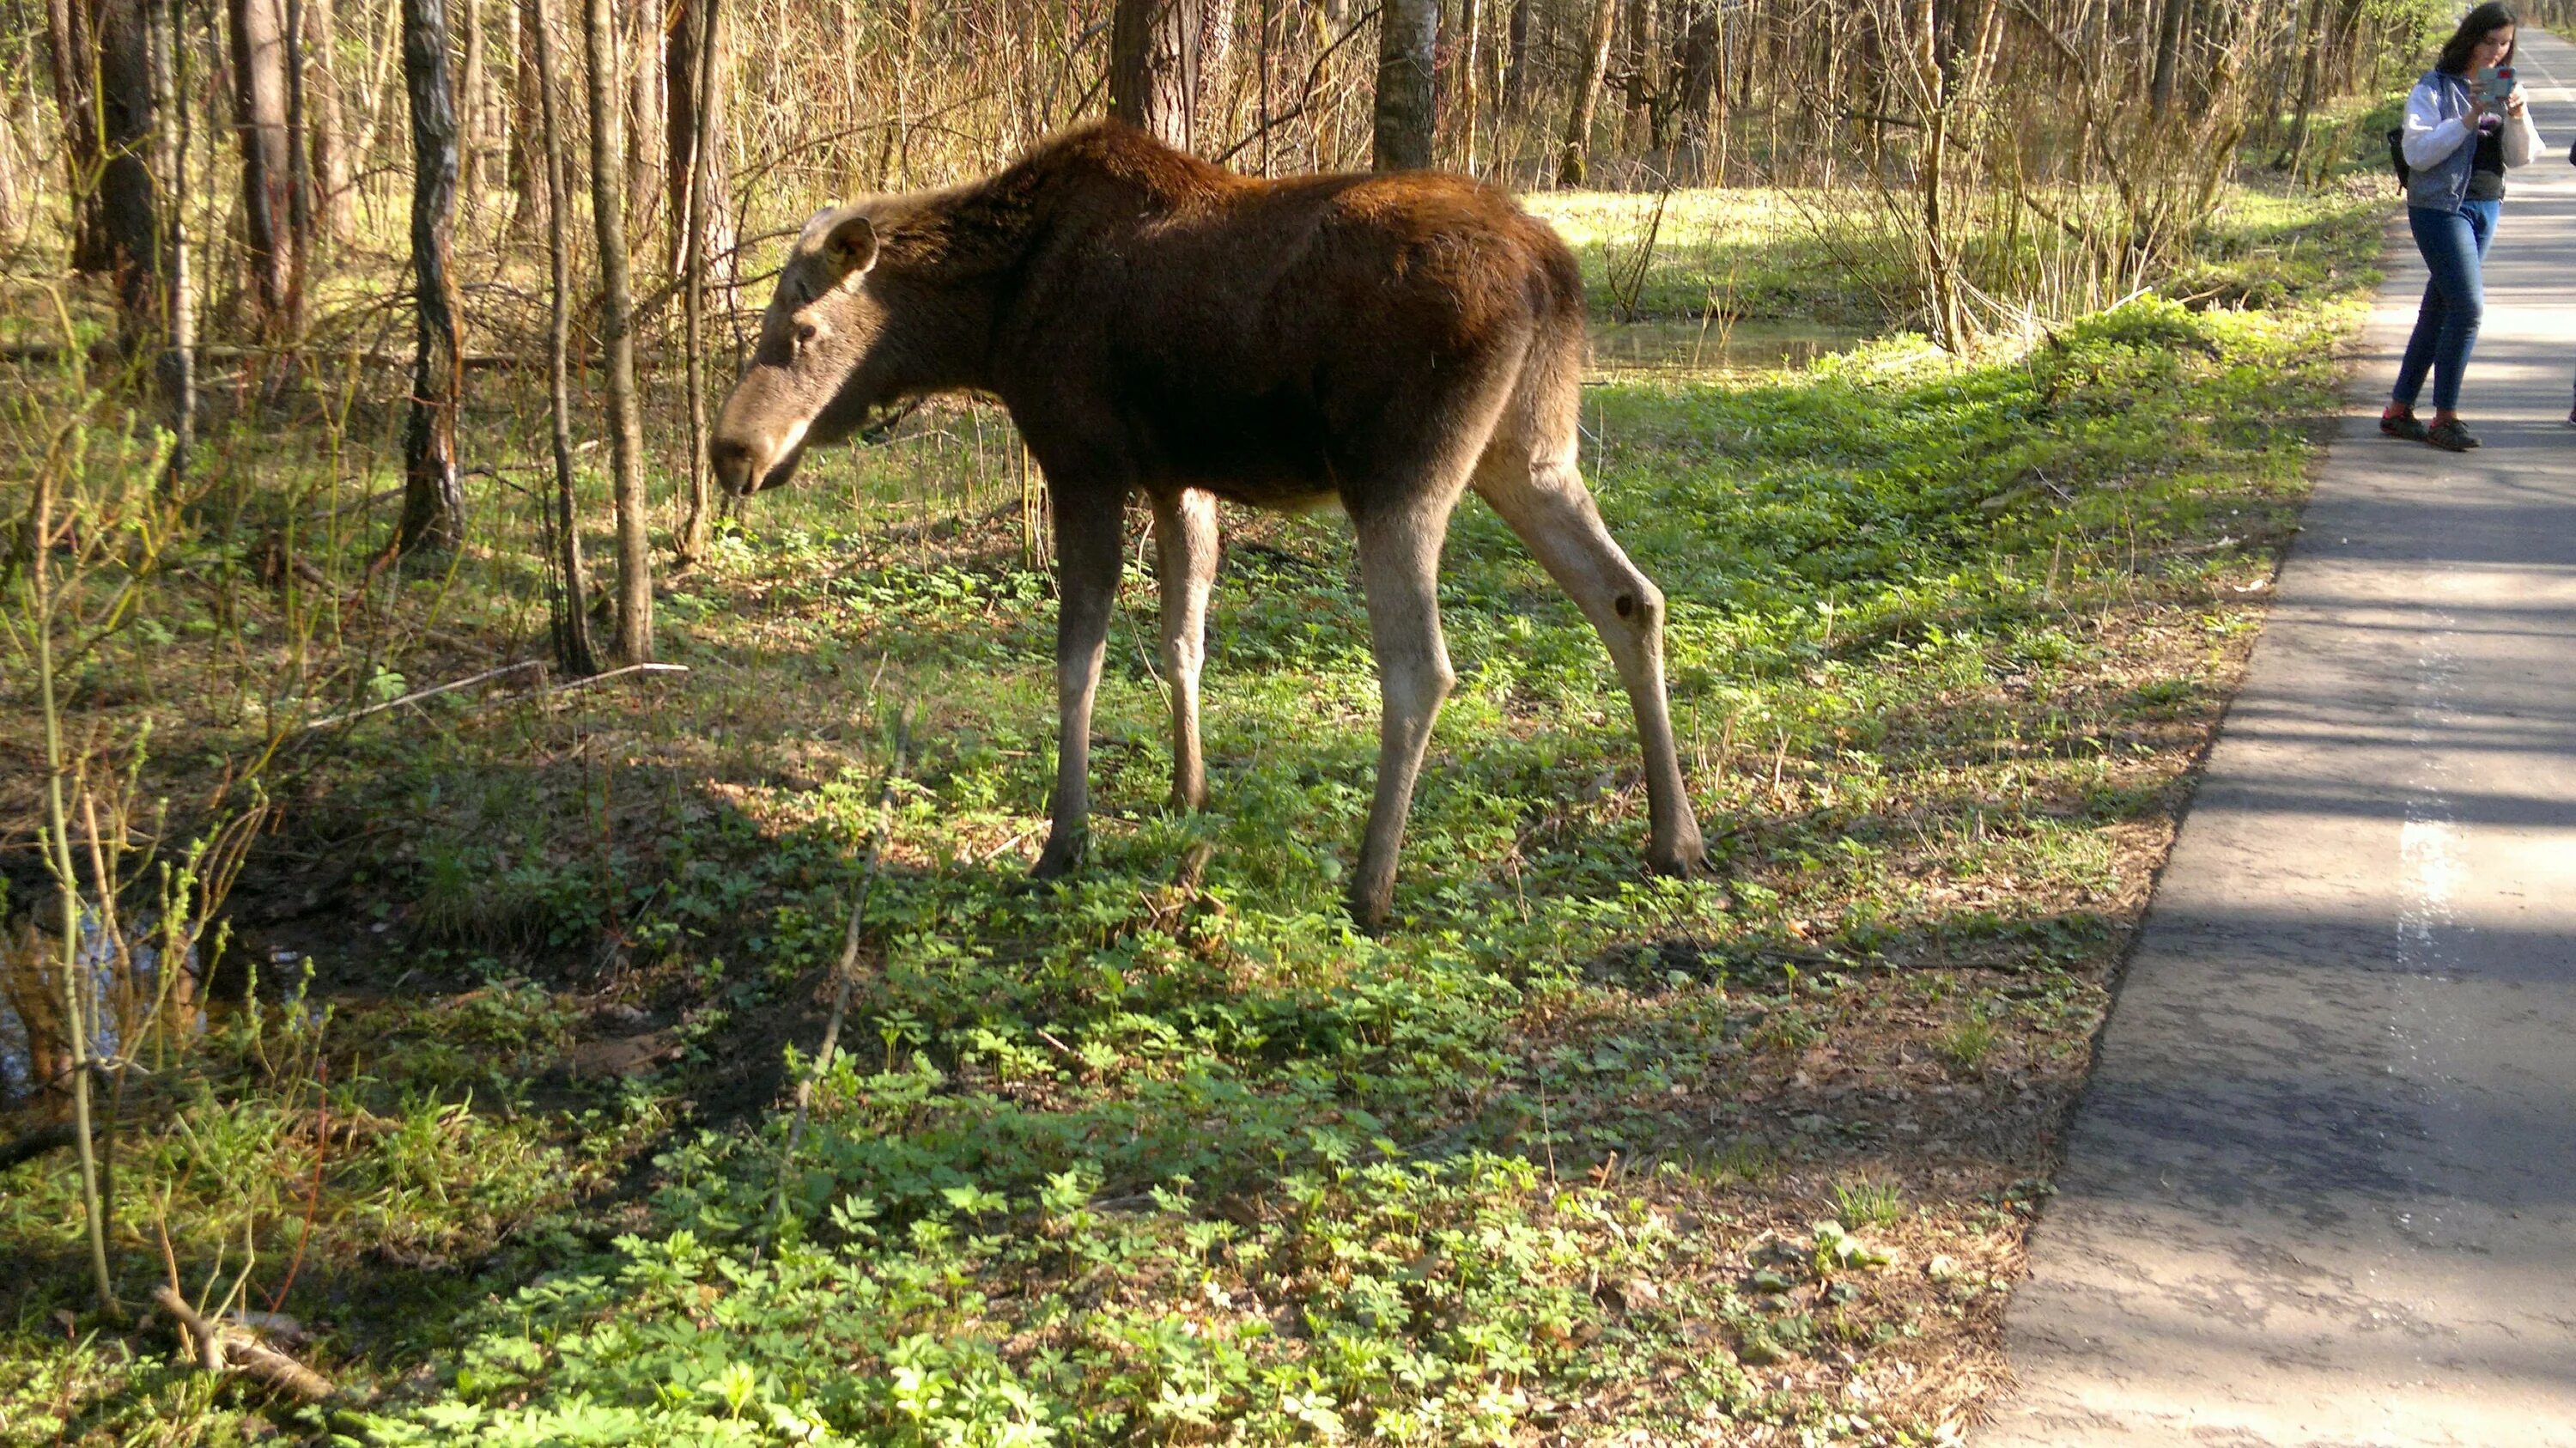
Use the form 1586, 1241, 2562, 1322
793, 319, 820, 350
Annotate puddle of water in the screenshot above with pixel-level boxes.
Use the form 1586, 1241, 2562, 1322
1590, 317, 1868, 375
1, 913, 206, 1104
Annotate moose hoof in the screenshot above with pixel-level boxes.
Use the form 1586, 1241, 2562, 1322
1030, 830, 1087, 880
1647, 831, 1709, 880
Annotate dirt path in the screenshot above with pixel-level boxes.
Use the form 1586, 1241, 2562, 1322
1980, 32, 2576, 1448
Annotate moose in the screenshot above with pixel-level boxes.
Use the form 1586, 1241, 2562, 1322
712, 121, 1704, 928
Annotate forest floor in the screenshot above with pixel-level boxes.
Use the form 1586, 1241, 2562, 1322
2, 143, 2391, 1445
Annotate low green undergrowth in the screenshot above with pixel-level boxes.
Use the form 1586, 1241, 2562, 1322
4, 160, 2376, 1445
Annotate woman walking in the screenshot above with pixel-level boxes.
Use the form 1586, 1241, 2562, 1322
2384, 3, 2543, 452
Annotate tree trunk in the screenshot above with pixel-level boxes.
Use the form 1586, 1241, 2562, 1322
1501, 0, 1533, 125
1109, 0, 1195, 151
230, 0, 295, 334
395, 0, 466, 554
2281, 0, 2323, 175
507, 0, 545, 234
624, 0, 662, 252
97, 0, 159, 339
148, 0, 192, 482
662, 0, 728, 280
2148, 0, 2184, 113
1457, 0, 1480, 171
306, 0, 354, 242
1622, 0, 1656, 152
1646, 0, 1688, 150
0, 36, 36, 236
459, 0, 484, 210
1674, 0, 1721, 180
1373, 0, 1436, 170
530, 0, 598, 675
283, 0, 311, 317
464, 0, 487, 207
51, 0, 158, 332
671, 0, 725, 559
46, 0, 109, 269
1558, 0, 1617, 186
1897, 0, 2002, 351
586, 0, 651, 660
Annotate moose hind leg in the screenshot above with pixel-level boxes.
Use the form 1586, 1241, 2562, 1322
1473, 453, 1705, 875
1347, 504, 1459, 929
1150, 489, 1219, 811
1033, 493, 1124, 879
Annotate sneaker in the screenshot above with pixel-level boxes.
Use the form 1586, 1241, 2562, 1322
2427, 418, 2480, 452
2381, 411, 2430, 441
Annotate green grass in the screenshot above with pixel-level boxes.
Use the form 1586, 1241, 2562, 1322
1523, 188, 1890, 325
1523, 160, 2386, 332
1, 155, 2383, 1445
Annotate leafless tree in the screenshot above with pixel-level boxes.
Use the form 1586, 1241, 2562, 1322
230, 0, 295, 334
1373, 0, 1436, 169
147, 0, 191, 479
1111, 0, 1213, 152
394, 0, 467, 554
670, 0, 728, 560
530, 0, 598, 675
304, 0, 354, 242
48, 0, 161, 338
1559, 0, 1618, 185
507, 0, 547, 234
587, 0, 653, 661
1673, 0, 1723, 181
625, 0, 663, 248
458, 0, 486, 207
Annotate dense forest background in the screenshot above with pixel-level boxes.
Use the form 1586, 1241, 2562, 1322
3, 0, 2454, 404
0, 0, 2462, 638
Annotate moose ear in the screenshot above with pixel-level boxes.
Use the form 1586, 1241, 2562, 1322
821, 214, 878, 285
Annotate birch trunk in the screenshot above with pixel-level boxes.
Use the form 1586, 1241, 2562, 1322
586, 0, 652, 660
530, 0, 598, 674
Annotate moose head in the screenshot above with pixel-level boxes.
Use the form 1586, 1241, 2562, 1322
710, 207, 899, 496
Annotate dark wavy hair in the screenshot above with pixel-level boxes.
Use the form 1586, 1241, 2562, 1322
2437, 2, 2518, 74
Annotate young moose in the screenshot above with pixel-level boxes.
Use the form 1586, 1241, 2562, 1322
712, 122, 1704, 927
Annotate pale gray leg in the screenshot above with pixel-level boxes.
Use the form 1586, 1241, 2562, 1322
1150, 488, 1219, 811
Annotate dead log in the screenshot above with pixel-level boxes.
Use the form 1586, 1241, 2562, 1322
151, 1284, 337, 1402
0, 1121, 79, 1171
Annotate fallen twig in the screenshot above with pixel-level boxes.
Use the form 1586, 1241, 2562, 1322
526, 661, 690, 703
300, 660, 544, 731
299, 660, 690, 733
151, 1284, 337, 1402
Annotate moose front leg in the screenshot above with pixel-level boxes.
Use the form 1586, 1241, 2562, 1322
1032, 492, 1125, 879
1150, 489, 1219, 812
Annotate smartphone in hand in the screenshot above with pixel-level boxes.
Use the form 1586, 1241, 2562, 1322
2477, 64, 2516, 105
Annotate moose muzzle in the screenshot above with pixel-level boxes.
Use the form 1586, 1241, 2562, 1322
708, 417, 810, 496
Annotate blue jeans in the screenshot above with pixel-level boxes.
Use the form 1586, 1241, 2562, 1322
2393, 198, 2499, 413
